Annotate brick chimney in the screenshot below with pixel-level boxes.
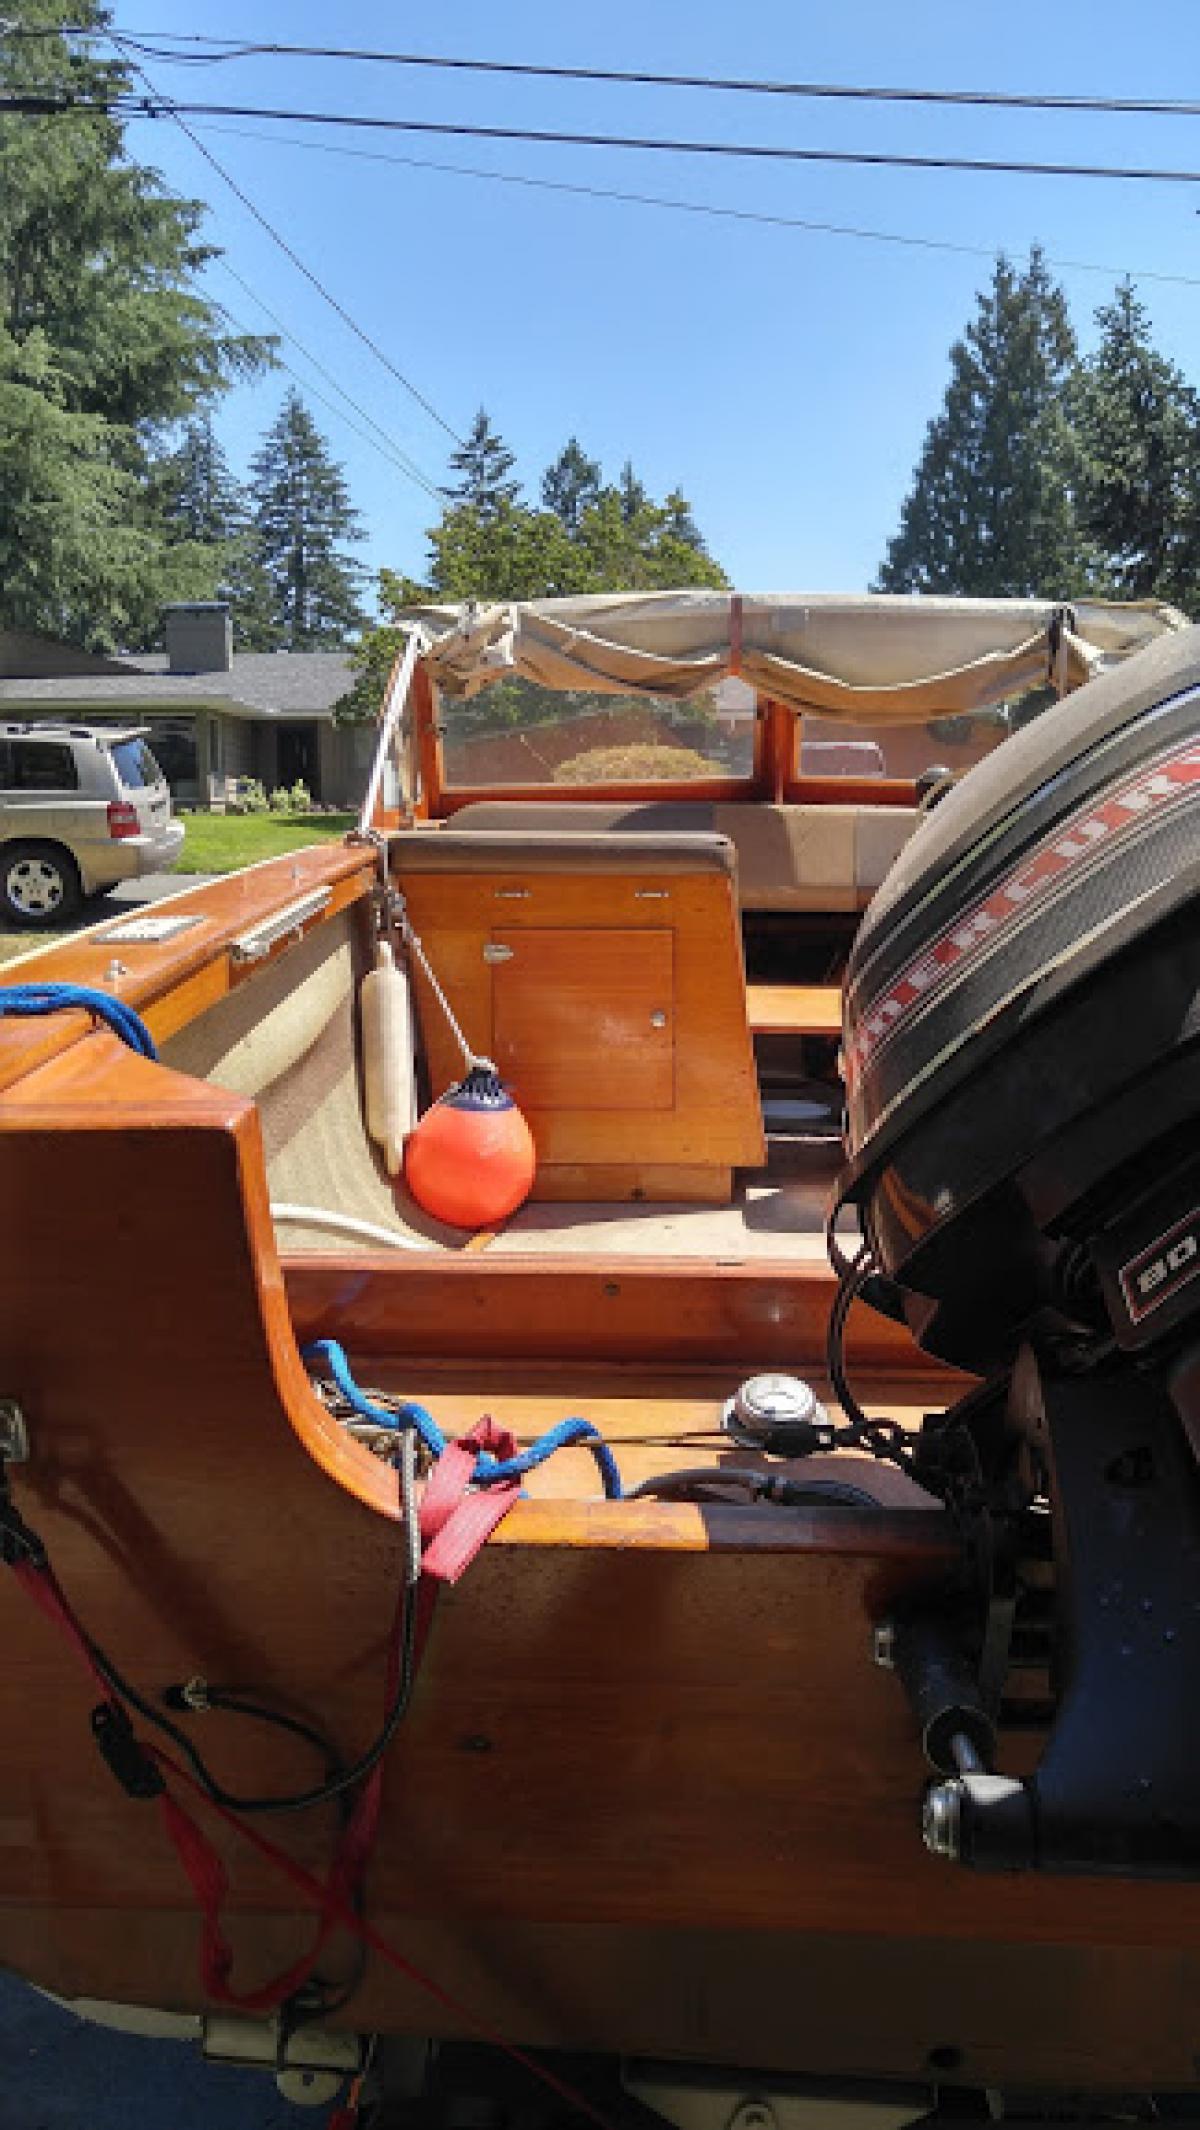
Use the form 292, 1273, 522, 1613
164, 602, 233, 674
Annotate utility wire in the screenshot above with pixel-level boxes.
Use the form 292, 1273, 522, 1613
191, 119, 1200, 293
213, 261, 443, 499
31, 26, 1200, 123
88, 38, 466, 447
12, 94, 1200, 188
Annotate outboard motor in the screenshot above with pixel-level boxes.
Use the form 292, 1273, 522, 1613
837, 626, 1200, 1877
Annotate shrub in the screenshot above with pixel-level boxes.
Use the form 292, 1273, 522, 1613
553, 742, 723, 784
230, 777, 269, 815
288, 780, 313, 813
268, 786, 291, 811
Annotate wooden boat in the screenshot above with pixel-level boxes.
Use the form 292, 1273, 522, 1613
1, 589, 1197, 2124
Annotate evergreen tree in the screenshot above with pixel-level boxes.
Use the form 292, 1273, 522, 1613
343, 450, 726, 719
1070, 282, 1200, 610
541, 437, 602, 532
442, 407, 520, 520
0, 1, 271, 646
247, 391, 366, 649
154, 412, 245, 547
574, 482, 725, 593
877, 250, 1083, 597
662, 488, 707, 552
618, 460, 649, 523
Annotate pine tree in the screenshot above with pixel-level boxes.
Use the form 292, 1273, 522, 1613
247, 391, 366, 649
662, 489, 707, 552
1070, 282, 1200, 610
442, 408, 520, 521
877, 250, 1083, 597
618, 461, 649, 523
0, 1, 272, 646
541, 437, 602, 532
154, 413, 246, 546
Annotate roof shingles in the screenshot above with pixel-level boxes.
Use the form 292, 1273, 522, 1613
0, 651, 355, 721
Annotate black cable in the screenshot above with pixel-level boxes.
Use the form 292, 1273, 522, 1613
40, 29, 1200, 123
182, 122, 1200, 296
826, 1250, 917, 1477
210, 268, 443, 498
18, 95, 1200, 190
164, 1684, 344, 1775
85, 1580, 417, 1817
97, 31, 467, 448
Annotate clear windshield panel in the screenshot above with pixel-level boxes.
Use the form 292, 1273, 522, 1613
440, 676, 757, 788
796, 695, 1043, 784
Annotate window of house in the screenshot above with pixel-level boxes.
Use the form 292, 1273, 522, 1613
138, 718, 198, 796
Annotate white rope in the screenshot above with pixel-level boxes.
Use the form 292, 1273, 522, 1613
270, 1202, 434, 1251
399, 911, 494, 1077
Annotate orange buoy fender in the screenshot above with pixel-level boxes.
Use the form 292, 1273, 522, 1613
404, 1064, 536, 1229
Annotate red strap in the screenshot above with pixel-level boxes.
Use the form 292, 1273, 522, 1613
12, 1559, 112, 1700
419, 1416, 522, 1585
147, 1746, 613, 2130
2, 1446, 606, 2121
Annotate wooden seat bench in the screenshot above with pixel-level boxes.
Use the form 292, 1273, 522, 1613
747, 982, 842, 1039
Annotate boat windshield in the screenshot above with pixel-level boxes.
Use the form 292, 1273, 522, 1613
795, 701, 1025, 785
438, 675, 757, 789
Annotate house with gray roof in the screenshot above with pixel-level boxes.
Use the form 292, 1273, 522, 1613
0, 604, 374, 809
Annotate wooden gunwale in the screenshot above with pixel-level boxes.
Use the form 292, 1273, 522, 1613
0, 843, 376, 1094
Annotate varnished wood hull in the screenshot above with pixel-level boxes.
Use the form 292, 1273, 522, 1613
1, 853, 1198, 2094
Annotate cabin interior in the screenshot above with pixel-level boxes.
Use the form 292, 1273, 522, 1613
161, 668, 964, 1267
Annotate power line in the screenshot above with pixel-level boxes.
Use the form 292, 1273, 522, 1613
34, 27, 1200, 123
86, 36, 466, 448
175, 114, 465, 445
13, 94, 1200, 188
192, 119, 1200, 293
214, 308, 440, 509
212, 260, 443, 499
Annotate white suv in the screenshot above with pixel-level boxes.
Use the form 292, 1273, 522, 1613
0, 724, 185, 926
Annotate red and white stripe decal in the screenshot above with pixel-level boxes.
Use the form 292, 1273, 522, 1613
846, 737, 1200, 1089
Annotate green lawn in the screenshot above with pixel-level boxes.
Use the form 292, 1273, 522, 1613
174, 809, 356, 874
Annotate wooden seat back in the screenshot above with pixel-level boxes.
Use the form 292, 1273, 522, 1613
444, 799, 918, 912
390, 829, 765, 1202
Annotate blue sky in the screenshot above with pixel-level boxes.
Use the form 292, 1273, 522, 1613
116, 0, 1200, 601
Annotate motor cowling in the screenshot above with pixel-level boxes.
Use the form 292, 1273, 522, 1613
840, 625, 1200, 1377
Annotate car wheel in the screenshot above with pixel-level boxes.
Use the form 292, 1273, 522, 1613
0, 842, 83, 926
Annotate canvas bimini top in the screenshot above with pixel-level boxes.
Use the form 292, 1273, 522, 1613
404, 589, 1186, 724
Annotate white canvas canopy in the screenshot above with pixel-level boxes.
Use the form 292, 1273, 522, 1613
403, 591, 1186, 727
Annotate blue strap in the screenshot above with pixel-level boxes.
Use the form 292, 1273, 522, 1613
0, 982, 157, 1060
302, 1341, 621, 1499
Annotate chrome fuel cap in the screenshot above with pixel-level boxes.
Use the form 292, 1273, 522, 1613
722, 1372, 830, 1451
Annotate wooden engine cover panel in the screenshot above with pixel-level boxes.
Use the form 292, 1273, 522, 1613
490, 927, 674, 1112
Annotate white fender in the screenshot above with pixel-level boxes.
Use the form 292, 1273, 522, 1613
360, 939, 417, 1176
